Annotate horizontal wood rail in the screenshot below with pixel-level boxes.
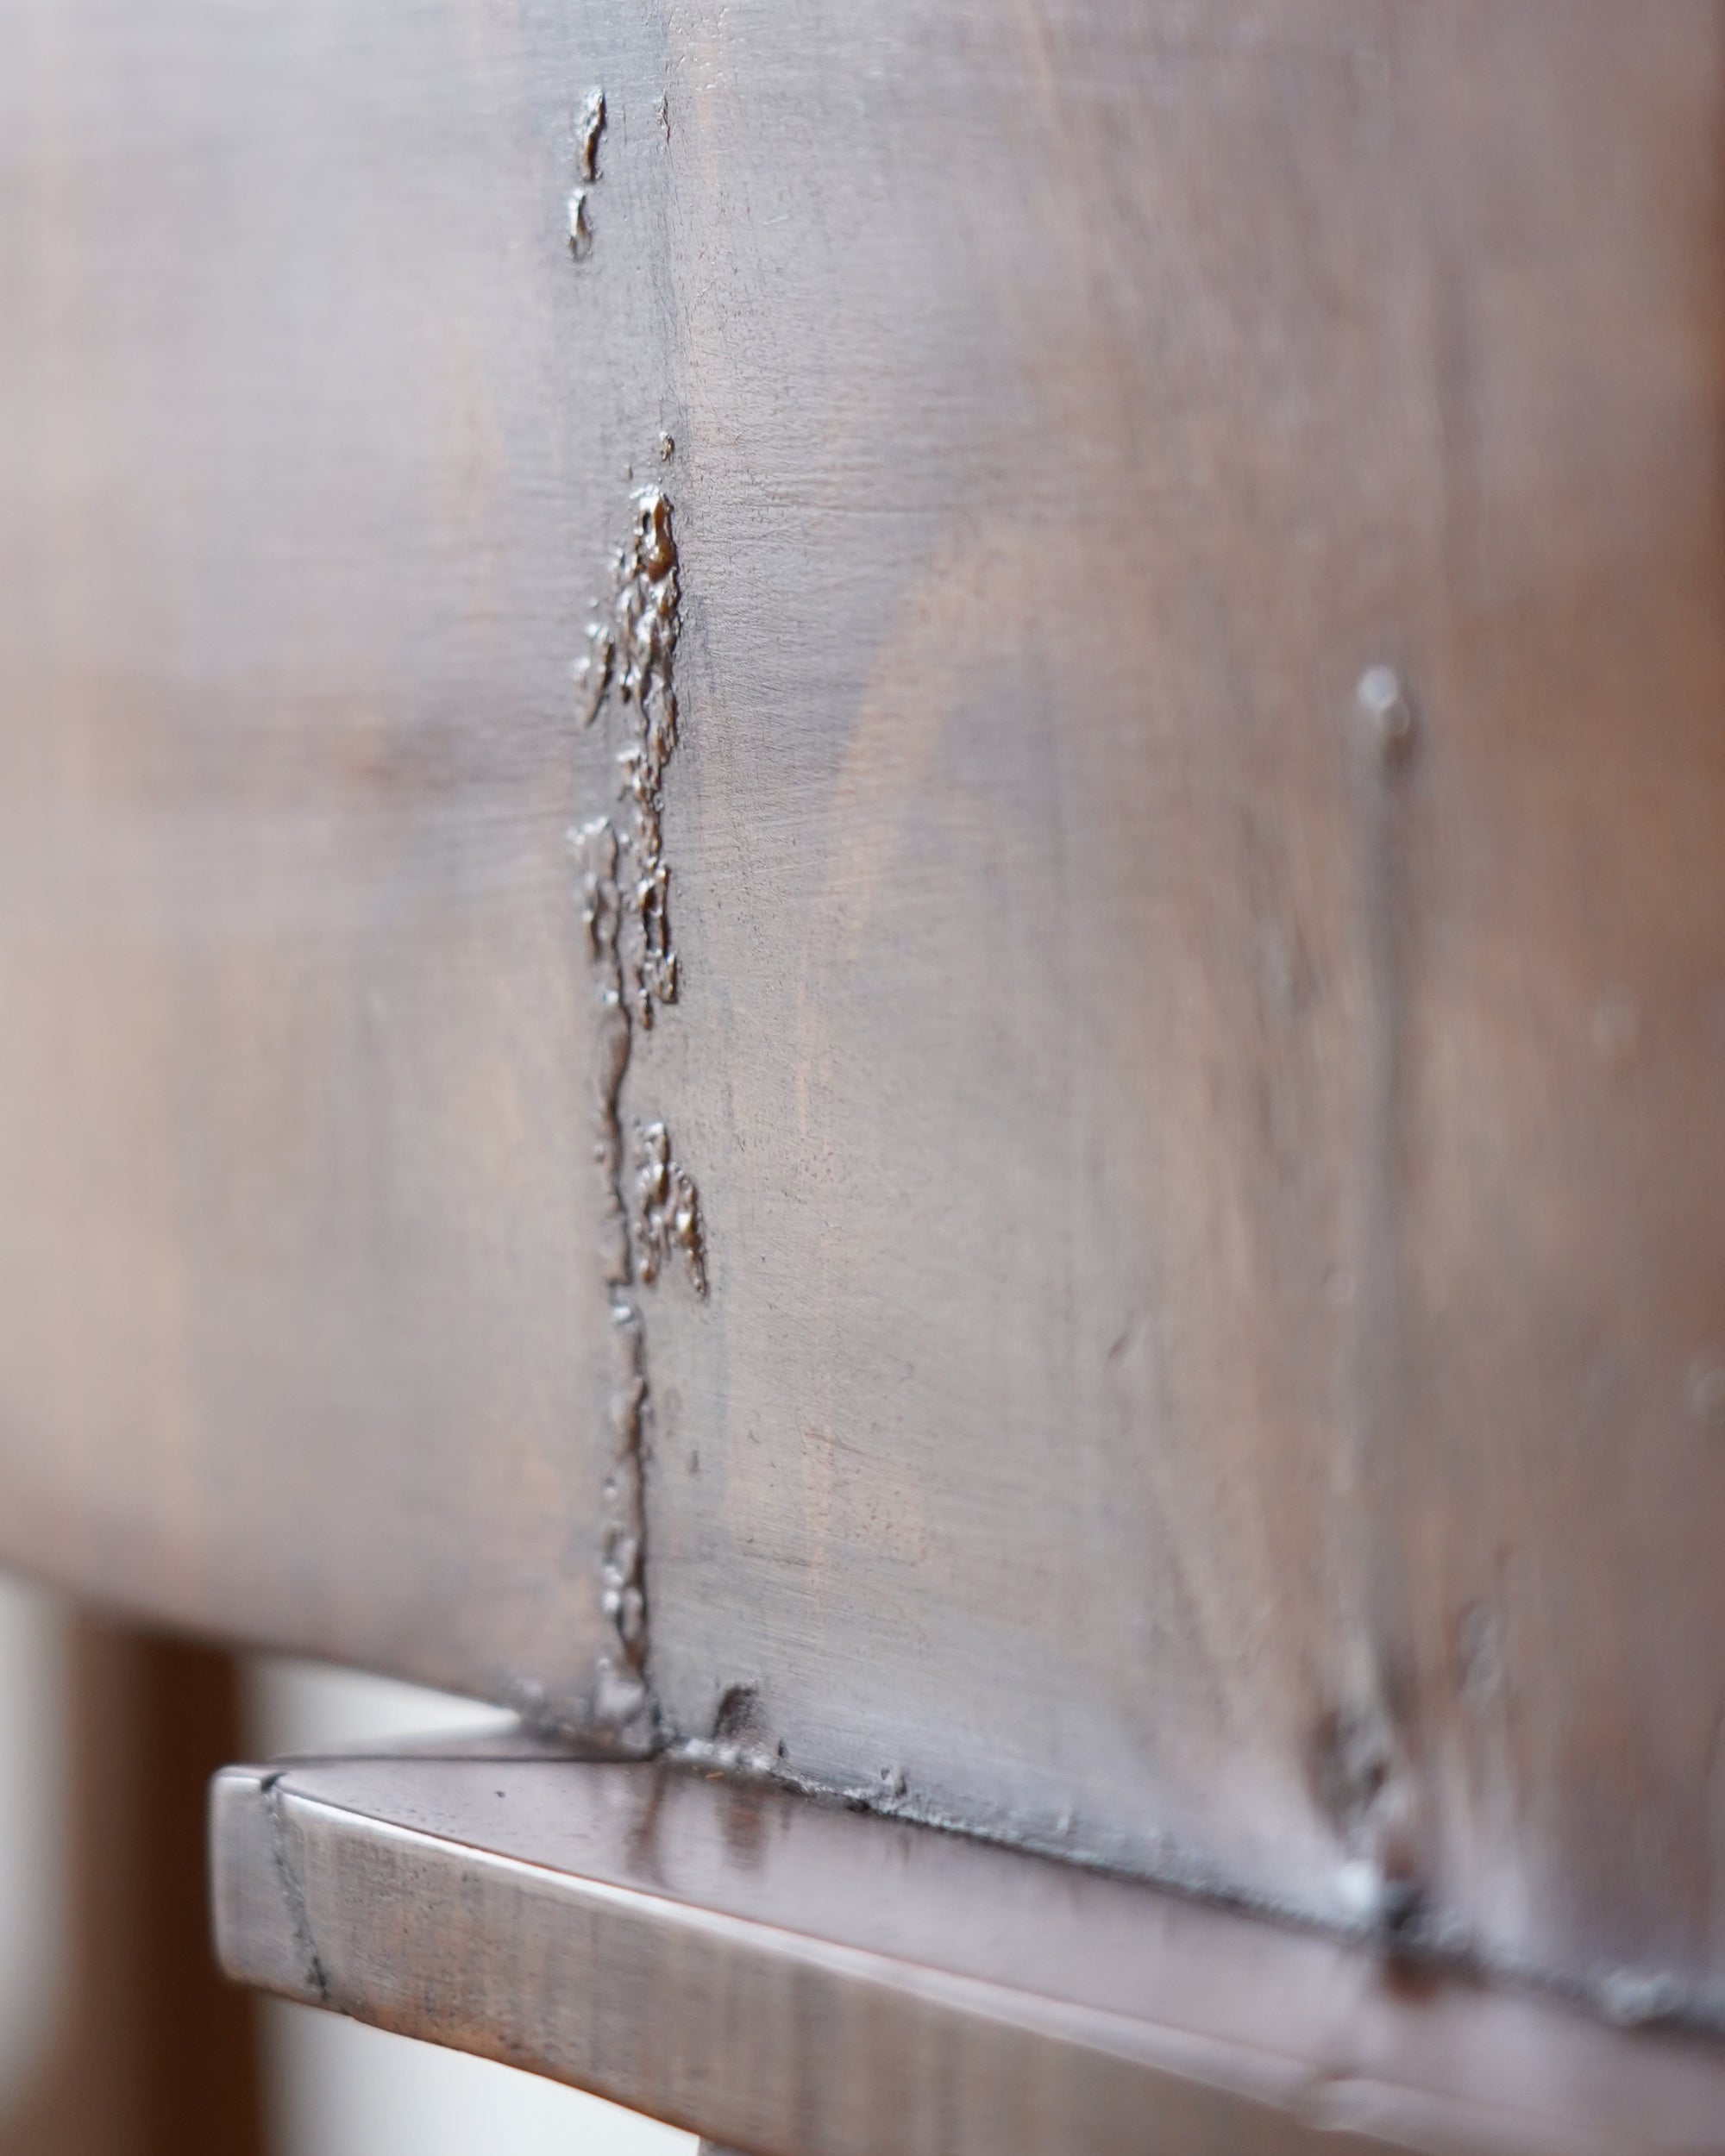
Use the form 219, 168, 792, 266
211, 1734, 1725, 2156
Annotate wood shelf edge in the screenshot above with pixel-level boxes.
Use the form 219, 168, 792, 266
209, 1745, 1725, 2156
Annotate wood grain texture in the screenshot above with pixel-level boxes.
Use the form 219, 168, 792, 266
210, 1746, 1725, 2156
3, 0, 1725, 2023
0, 0, 668, 1721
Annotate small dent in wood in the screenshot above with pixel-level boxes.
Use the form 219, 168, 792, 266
680, 1684, 776, 1777
711, 1683, 765, 1745
1312, 1702, 1423, 1934
1599, 1967, 1686, 2028
1590, 989, 1640, 1067
1687, 1353, 1725, 1429
1454, 1603, 1505, 1714
599, 1303, 649, 1649
1356, 665, 1416, 768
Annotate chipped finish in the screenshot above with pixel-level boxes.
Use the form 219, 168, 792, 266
595, 1299, 654, 1741
571, 483, 706, 1740
576, 88, 605, 184
572, 620, 615, 730
605, 489, 682, 1022
1356, 664, 1416, 766
1314, 1703, 1423, 1936
566, 88, 605, 259
574, 817, 632, 1288
633, 1120, 706, 1295
572, 492, 683, 1020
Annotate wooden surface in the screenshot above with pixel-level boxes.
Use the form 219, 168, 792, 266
1, 1624, 263, 2156
211, 1740, 1725, 2156
4, 0, 1725, 2034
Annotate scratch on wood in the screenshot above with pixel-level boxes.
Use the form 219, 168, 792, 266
1324, 664, 1427, 1935
264, 1781, 331, 2005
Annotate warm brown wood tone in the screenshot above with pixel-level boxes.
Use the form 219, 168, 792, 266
0, 0, 621, 1714
4, 0, 1725, 2041
0, 1623, 264, 2156
211, 1742, 1725, 2156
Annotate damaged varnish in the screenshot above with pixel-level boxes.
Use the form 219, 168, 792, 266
634, 1120, 705, 1294
576, 88, 605, 182
570, 479, 706, 1746
596, 1300, 649, 1732
567, 87, 605, 258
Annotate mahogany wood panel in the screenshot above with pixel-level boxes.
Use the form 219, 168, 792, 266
3, 0, 1725, 2028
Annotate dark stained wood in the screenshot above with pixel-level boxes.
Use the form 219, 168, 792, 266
0, 0, 631, 1720
211, 1742, 1725, 2156
3, 0, 1725, 2039
0, 1621, 264, 2156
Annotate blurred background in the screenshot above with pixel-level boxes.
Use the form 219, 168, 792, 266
0, 1570, 695, 2155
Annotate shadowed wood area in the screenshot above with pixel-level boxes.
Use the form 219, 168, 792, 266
3, 0, 1725, 2057
0, 1625, 263, 2156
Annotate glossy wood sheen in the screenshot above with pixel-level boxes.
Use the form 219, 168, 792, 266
210, 1745, 1725, 2156
5, 0, 1725, 2024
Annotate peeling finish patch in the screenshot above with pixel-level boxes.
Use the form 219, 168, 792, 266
567, 89, 605, 259
577, 87, 606, 182
634, 1119, 706, 1294
595, 1299, 653, 1737
573, 816, 631, 1286
1313, 1698, 1422, 1935
576, 488, 684, 1024
571, 482, 706, 1747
